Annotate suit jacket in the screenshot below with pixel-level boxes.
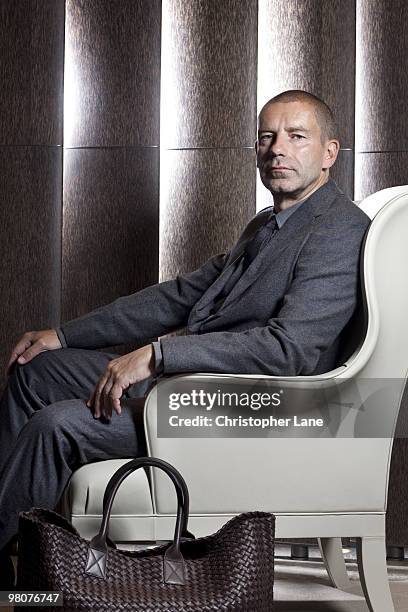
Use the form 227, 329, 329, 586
59, 179, 371, 376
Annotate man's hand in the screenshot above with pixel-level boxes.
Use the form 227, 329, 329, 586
6, 329, 62, 375
88, 344, 155, 420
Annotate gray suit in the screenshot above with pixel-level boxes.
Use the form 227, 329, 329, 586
59, 179, 370, 376
0, 178, 370, 550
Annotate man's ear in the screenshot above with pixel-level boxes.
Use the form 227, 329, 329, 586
322, 139, 340, 170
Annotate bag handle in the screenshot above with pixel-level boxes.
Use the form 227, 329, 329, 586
101, 458, 193, 539
86, 457, 191, 584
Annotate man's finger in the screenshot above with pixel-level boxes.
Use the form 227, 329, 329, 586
113, 398, 121, 415
109, 382, 123, 416
92, 371, 111, 418
6, 329, 61, 377
92, 381, 105, 419
101, 393, 112, 421
100, 377, 115, 421
93, 387, 102, 418
5, 339, 32, 375
17, 343, 43, 365
87, 387, 94, 406
87, 389, 96, 415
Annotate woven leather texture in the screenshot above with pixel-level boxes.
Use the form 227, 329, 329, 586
16, 507, 275, 611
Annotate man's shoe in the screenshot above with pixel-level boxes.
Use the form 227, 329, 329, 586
0, 553, 15, 590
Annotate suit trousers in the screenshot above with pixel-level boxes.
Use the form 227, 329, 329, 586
0, 348, 149, 550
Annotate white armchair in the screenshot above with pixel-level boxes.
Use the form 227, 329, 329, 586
63, 186, 408, 612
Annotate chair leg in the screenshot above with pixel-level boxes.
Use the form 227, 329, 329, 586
318, 537, 352, 591
356, 536, 395, 612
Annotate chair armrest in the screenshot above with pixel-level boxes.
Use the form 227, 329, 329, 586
142, 371, 396, 517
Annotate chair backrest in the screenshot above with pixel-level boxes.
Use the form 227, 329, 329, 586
349, 186, 408, 380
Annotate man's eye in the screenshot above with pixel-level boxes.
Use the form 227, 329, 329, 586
290, 134, 304, 140
259, 134, 273, 144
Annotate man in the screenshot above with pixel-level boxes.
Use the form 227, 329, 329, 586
0, 90, 370, 585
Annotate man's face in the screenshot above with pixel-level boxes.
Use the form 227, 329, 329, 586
256, 100, 337, 202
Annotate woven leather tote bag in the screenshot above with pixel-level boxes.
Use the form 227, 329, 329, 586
17, 457, 275, 611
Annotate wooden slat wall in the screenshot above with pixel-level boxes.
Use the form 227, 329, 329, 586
62, 0, 161, 325
159, 0, 258, 282
0, 0, 64, 388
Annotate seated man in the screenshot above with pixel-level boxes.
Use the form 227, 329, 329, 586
0, 90, 370, 585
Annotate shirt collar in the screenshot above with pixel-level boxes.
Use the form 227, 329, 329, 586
272, 179, 338, 228
274, 199, 305, 229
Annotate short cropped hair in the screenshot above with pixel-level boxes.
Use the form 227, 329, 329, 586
261, 90, 338, 142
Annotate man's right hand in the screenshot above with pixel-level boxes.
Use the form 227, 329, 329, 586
6, 329, 62, 375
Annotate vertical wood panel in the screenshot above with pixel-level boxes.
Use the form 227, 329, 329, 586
160, 0, 258, 283
356, 0, 408, 153
62, 0, 162, 343
0, 147, 62, 386
160, 149, 256, 281
0, 1, 64, 386
161, 0, 258, 148
0, 0, 64, 144
62, 148, 159, 322
258, 0, 322, 106
355, 152, 408, 200
65, 0, 161, 147
321, 2, 356, 151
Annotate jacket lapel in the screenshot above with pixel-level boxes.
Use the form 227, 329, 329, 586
219, 201, 315, 311
224, 207, 273, 266
190, 179, 340, 325
189, 208, 273, 321
213, 179, 341, 315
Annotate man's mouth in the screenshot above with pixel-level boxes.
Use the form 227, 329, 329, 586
265, 165, 293, 173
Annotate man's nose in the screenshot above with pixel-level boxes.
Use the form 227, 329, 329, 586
269, 133, 287, 156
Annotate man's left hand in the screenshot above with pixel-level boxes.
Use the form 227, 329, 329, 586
88, 344, 155, 420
